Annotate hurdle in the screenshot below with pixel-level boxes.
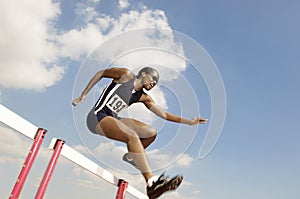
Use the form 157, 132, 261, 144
0, 104, 46, 198
0, 104, 148, 199
43, 138, 148, 199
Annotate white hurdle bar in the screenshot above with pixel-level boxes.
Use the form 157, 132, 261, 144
0, 104, 148, 199
0, 104, 38, 139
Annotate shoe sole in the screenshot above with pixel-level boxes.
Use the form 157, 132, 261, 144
167, 175, 183, 191
148, 175, 183, 199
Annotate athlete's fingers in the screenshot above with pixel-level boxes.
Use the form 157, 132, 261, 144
196, 117, 208, 124
72, 95, 86, 106
72, 100, 77, 106
199, 118, 208, 124
72, 99, 79, 106
189, 117, 203, 125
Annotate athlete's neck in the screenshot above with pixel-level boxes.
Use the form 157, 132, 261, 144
133, 77, 143, 91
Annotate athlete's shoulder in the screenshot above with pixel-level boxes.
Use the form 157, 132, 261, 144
104, 67, 134, 83
119, 68, 135, 81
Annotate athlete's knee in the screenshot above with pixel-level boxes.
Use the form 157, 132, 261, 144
147, 127, 157, 139
126, 132, 142, 145
122, 128, 139, 141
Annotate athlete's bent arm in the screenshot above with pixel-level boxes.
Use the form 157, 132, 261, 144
72, 68, 134, 106
140, 94, 208, 125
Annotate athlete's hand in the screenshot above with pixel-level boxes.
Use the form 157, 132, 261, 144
72, 94, 86, 106
189, 116, 208, 125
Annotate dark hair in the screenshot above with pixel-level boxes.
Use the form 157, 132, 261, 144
137, 67, 158, 78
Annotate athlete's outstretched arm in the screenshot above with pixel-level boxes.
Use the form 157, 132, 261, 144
72, 68, 133, 106
140, 94, 208, 125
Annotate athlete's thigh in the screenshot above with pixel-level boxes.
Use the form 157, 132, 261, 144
95, 116, 138, 143
120, 118, 156, 139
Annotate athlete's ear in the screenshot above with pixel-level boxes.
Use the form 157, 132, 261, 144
141, 72, 147, 77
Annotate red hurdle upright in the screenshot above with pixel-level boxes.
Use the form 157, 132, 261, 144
9, 128, 47, 199
116, 179, 129, 199
35, 139, 65, 199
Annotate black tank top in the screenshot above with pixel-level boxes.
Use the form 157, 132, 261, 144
94, 77, 144, 117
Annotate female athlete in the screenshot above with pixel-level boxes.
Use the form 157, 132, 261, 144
72, 67, 208, 198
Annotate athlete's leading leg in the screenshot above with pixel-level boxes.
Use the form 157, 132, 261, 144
93, 116, 183, 199
119, 118, 184, 199
94, 116, 154, 181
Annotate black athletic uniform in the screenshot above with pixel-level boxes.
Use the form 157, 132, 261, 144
86, 77, 144, 133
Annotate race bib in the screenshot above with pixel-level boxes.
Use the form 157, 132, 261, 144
106, 94, 128, 114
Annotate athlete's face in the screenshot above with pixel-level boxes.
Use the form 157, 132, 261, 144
143, 71, 159, 90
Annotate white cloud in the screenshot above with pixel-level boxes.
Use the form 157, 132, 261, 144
148, 149, 194, 169
57, 8, 176, 60
89, 141, 194, 175
0, 1, 187, 93
0, 125, 51, 164
58, 5, 187, 79
118, 0, 130, 10
176, 153, 194, 167
0, 125, 32, 164
93, 141, 127, 161
57, 23, 106, 60
75, 2, 99, 23
72, 144, 93, 156
160, 191, 181, 199
0, 0, 64, 91
159, 180, 204, 199
89, 0, 101, 3
68, 166, 108, 191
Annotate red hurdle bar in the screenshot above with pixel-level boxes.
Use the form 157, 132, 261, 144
9, 128, 47, 199
116, 179, 129, 199
35, 139, 65, 199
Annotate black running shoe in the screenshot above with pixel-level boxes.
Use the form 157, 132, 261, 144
122, 153, 138, 169
147, 174, 183, 199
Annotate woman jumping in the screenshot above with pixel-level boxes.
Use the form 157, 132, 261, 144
72, 67, 208, 198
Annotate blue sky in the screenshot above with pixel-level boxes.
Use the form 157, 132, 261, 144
1, 0, 300, 199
